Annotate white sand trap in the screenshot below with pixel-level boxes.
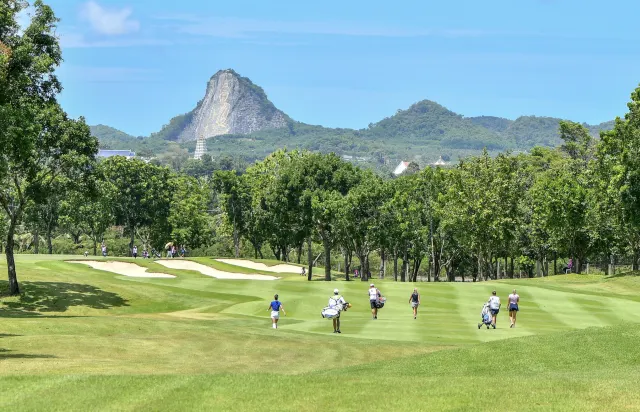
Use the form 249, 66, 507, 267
67, 261, 176, 278
157, 260, 278, 280
216, 259, 301, 274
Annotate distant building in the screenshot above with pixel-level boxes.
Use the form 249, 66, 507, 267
97, 149, 136, 159
194, 135, 207, 160
431, 156, 448, 167
393, 161, 410, 175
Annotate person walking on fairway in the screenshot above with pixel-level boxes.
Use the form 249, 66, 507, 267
268, 294, 286, 329
409, 288, 420, 319
132, 245, 138, 259
369, 283, 381, 319
488, 290, 501, 329
329, 289, 347, 333
508, 289, 520, 328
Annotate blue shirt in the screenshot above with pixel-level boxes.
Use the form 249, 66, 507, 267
270, 301, 282, 311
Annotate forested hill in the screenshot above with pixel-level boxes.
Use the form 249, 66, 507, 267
90, 70, 614, 164
468, 115, 615, 148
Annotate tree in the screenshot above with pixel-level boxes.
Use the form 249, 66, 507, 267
213, 170, 249, 258
59, 178, 114, 256
169, 175, 212, 250
338, 171, 388, 282
0, 1, 98, 294
101, 157, 172, 255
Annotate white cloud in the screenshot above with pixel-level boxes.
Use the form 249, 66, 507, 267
79, 1, 140, 35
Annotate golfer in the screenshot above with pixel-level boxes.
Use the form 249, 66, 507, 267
409, 288, 420, 319
328, 289, 346, 333
508, 289, 520, 328
369, 283, 381, 319
488, 290, 501, 329
268, 294, 286, 329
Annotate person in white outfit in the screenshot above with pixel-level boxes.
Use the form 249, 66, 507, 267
369, 283, 381, 319
488, 290, 501, 329
328, 289, 346, 333
508, 289, 520, 328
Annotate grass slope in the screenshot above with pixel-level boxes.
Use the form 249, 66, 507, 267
1, 255, 639, 411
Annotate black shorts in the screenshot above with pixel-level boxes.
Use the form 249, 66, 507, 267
490, 309, 499, 316
370, 300, 377, 309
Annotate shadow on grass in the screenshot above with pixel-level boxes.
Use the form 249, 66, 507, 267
0, 281, 129, 318
606, 271, 640, 279
0, 348, 56, 360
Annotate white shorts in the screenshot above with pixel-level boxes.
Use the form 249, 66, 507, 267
271, 311, 280, 319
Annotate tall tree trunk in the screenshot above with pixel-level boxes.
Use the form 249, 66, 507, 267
379, 248, 385, 279
358, 254, 367, 281
297, 244, 302, 264
6, 219, 20, 295
307, 237, 313, 281
46, 226, 53, 255
504, 256, 508, 279
401, 248, 407, 282
633, 250, 639, 271
510, 256, 514, 279
393, 251, 398, 281
93, 239, 97, 256
344, 251, 351, 281
323, 236, 331, 281
34, 228, 40, 255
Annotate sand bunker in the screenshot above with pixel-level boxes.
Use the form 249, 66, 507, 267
216, 259, 301, 274
67, 261, 176, 278
157, 260, 278, 280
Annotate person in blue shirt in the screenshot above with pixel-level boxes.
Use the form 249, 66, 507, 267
268, 294, 286, 329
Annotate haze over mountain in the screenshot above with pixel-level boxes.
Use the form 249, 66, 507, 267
92, 70, 614, 164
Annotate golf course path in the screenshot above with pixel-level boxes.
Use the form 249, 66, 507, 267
157, 260, 279, 280
215, 259, 301, 273
66, 260, 176, 278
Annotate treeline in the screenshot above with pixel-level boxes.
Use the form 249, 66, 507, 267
215, 90, 640, 282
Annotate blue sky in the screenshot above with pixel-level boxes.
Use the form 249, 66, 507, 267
33, 0, 640, 136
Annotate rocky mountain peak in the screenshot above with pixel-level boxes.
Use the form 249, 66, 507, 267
177, 69, 288, 141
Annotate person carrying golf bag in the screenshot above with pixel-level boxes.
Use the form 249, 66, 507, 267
327, 289, 347, 333
369, 283, 383, 319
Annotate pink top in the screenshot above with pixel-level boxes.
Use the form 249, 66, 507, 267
508, 294, 520, 305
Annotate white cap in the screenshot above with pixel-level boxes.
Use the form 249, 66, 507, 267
334, 289, 339, 294
370, 283, 374, 287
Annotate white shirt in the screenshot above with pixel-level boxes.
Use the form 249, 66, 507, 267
488, 296, 501, 310
368, 288, 379, 301
328, 295, 346, 308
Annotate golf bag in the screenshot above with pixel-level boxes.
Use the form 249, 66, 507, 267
321, 301, 351, 319
480, 303, 492, 326
150, 248, 162, 258
375, 297, 386, 309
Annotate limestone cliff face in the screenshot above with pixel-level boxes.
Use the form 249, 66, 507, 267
178, 69, 288, 141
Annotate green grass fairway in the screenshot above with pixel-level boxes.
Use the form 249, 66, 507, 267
1, 256, 640, 411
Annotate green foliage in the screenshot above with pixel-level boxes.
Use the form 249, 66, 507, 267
100, 157, 173, 252
0, 0, 98, 294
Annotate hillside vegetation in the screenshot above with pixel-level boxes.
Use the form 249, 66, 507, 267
93, 97, 614, 166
